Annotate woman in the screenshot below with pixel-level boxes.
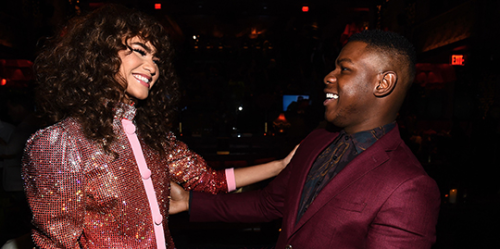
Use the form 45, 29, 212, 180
22, 4, 294, 248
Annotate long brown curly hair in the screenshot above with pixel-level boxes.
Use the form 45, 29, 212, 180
34, 4, 179, 155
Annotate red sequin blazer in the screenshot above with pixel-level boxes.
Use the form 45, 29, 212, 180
22, 105, 228, 248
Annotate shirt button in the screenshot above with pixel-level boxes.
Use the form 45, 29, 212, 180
286, 245, 293, 249
344, 136, 349, 140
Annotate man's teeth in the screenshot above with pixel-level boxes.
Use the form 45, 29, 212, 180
134, 75, 150, 84
326, 93, 339, 99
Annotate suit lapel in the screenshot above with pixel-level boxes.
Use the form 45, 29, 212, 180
289, 127, 400, 235
284, 129, 338, 238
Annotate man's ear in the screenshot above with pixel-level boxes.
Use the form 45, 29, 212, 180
374, 71, 397, 97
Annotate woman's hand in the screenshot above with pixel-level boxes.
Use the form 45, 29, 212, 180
233, 144, 299, 188
278, 144, 299, 173
169, 182, 190, 214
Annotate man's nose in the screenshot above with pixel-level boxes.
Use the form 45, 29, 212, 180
324, 73, 336, 85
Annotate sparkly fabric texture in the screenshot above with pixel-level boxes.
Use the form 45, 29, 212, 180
22, 104, 228, 248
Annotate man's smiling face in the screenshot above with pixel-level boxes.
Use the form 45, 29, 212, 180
323, 41, 383, 134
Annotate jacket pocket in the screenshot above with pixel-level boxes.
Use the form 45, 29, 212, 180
331, 198, 366, 213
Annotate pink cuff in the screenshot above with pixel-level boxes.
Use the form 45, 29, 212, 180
225, 168, 236, 192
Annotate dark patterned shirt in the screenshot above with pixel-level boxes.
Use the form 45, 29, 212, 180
296, 122, 396, 221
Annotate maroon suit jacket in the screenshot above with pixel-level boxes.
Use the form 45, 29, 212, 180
190, 126, 441, 249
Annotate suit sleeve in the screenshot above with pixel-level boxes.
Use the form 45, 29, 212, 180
22, 127, 85, 249
190, 157, 293, 223
366, 175, 441, 249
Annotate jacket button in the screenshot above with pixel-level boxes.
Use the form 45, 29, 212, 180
286, 245, 293, 249
141, 168, 152, 180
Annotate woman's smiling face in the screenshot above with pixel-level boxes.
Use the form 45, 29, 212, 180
117, 36, 160, 104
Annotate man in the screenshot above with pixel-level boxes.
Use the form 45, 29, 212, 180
170, 30, 440, 248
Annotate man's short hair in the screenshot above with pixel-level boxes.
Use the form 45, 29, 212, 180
349, 30, 416, 82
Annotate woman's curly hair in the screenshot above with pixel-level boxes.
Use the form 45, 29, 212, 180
34, 4, 179, 155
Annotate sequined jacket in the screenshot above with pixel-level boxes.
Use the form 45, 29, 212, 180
22, 105, 229, 248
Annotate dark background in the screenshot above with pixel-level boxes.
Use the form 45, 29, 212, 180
1, 0, 499, 248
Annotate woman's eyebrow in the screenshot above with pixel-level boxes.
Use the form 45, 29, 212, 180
130, 42, 155, 54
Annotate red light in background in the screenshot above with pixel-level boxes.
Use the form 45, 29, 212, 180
276, 113, 287, 121
451, 54, 465, 66
155, 3, 161, 10
1, 79, 6, 86
302, 6, 309, 12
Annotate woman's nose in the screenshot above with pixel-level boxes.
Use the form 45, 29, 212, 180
144, 59, 157, 76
